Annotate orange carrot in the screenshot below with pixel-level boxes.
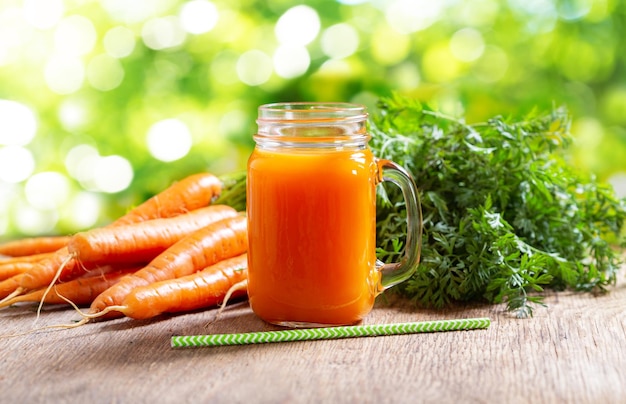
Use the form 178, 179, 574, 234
0, 253, 53, 283
17, 248, 74, 293
89, 214, 248, 318
0, 274, 23, 301
0, 236, 69, 257
67, 205, 237, 265
99, 254, 248, 320
0, 253, 54, 281
17, 172, 226, 296
0, 252, 54, 264
113, 173, 223, 226
0, 267, 140, 309
0, 262, 34, 282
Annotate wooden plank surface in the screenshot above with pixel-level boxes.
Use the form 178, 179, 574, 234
2, 283, 626, 403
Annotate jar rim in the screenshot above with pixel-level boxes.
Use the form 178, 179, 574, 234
257, 102, 367, 123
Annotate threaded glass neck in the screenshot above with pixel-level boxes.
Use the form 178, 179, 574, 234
255, 102, 369, 149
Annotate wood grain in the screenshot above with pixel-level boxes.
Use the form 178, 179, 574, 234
1, 283, 625, 403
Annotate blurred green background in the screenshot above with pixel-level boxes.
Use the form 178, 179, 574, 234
0, 0, 625, 240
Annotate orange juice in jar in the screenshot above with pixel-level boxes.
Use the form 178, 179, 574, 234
247, 103, 422, 327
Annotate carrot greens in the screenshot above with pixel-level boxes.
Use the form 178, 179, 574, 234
370, 94, 626, 317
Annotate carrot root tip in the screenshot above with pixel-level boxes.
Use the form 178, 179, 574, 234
34, 253, 76, 325
0, 317, 91, 339
204, 279, 248, 328
220, 279, 248, 310
0, 287, 25, 308
83, 305, 126, 320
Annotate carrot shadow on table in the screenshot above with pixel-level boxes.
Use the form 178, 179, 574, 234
52, 303, 290, 364
87, 299, 273, 335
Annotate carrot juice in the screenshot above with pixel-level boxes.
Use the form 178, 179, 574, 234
247, 147, 380, 326
247, 102, 422, 327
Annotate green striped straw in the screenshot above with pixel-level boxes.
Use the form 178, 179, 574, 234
171, 317, 490, 348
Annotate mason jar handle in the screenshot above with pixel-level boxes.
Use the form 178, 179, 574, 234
375, 159, 423, 292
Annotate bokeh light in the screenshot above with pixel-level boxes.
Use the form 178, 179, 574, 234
24, 171, 71, 210
54, 15, 97, 56
65, 144, 101, 183
275, 5, 320, 46
87, 54, 125, 91
210, 50, 240, 85
179, 0, 219, 34
146, 119, 193, 162
44, 54, 85, 94
92, 155, 134, 193
370, 24, 410, 66
100, 0, 161, 24
385, 0, 443, 34
63, 191, 103, 230
508, 0, 558, 33
142, 16, 186, 50
557, 0, 593, 20
608, 172, 626, 199
450, 28, 485, 62
58, 98, 90, 130
0, 146, 35, 183
236, 50, 273, 86
273, 45, 310, 79
64, 144, 133, 193
0, 100, 37, 146
22, 0, 65, 30
103, 26, 136, 58
0, 7, 31, 66
14, 203, 58, 236
321, 23, 360, 59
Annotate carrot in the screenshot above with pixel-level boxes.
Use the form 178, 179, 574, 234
0, 262, 34, 282
67, 205, 237, 265
0, 236, 69, 257
17, 248, 74, 293
0, 267, 140, 309
16, 172, 226, 297
0, 253, 55, 282
0, 252, 54, 264
96, 254, 248, 320
0, 274, 23, 301
113, 173, 223, 226
19, 244, 128, 293
89, 214, 248, 318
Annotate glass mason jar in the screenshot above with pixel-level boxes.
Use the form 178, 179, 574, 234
246, 102, 422, 327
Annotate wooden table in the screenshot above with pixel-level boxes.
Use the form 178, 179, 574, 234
2, 283, 625, 403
